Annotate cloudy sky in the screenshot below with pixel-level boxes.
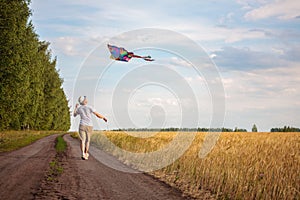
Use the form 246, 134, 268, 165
30, 0, 300, 131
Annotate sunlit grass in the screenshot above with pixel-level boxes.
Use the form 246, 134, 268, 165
92, 131, 300, 199
0, 131, 61, 152
99, 131, 175, 153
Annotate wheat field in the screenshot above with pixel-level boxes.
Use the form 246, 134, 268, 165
91, 131, 300, 199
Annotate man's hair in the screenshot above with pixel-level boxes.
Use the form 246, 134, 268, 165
78, 96, 86, 105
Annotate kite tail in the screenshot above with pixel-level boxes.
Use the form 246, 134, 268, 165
144, 58, 154, 61
142, 55, 154, 61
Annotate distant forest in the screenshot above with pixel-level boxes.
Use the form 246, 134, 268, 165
0, 0, 70, 131
270, 126, 300, 132
112, 126, 300, 132
112, 127, 248, 132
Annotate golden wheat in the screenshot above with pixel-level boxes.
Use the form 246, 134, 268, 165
92, 131, 300, 199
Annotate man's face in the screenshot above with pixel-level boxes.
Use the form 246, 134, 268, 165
83, 98, 88, 105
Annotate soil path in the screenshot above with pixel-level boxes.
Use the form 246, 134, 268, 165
0, 134, 58, 199
0, 134, 189, 200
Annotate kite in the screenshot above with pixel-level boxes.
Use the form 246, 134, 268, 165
107, 44, 154, 62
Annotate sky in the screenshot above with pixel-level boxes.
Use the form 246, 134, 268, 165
29, 0, 300, 132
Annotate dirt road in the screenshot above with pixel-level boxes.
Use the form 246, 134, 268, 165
0, 134, 57, 199
0, 134, 190, 200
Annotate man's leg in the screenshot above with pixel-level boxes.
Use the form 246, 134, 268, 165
79, 125, 87, 159
84, 126, 93, 158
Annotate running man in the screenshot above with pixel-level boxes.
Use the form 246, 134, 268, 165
73, 96, 107, 160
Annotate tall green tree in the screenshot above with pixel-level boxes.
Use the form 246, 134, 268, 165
0, 0, 32, 130
252, 124, 258, 132
0, 0, 70, 131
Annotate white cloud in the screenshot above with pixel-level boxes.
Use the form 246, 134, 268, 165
169, 22, 267, 44
52, 37, 79, 56
236, 0, 253, 10
223, 64, 300, 110
245, 0, 300, 20
169, 57, 193, 68
212, 45, 297, 71
210, 54, 217, 59
218, 12, 235, 26
221, 64, 300, 131
224, 28, 266, 43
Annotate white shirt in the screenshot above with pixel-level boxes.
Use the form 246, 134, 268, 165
75, 105, 96, 126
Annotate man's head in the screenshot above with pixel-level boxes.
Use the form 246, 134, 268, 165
78, 96, 88, 105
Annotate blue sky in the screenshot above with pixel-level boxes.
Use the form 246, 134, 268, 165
30, 0, 300, 131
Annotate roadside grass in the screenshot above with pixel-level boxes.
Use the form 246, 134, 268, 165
0, 131, 61, 153
92, 131, 300, 200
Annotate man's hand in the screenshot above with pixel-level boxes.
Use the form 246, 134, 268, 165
73, 104, 79, 117
94, 112, 107, 122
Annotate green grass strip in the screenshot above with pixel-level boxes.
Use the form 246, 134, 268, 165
55, 135, 67, 153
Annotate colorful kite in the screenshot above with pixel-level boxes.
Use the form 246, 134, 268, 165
107, 44, 154, 62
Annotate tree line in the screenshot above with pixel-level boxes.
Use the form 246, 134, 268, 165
112, 127, 248, 132
270, 126, 300, 132
0, 0, 70, 131
112, 125, 300, 132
